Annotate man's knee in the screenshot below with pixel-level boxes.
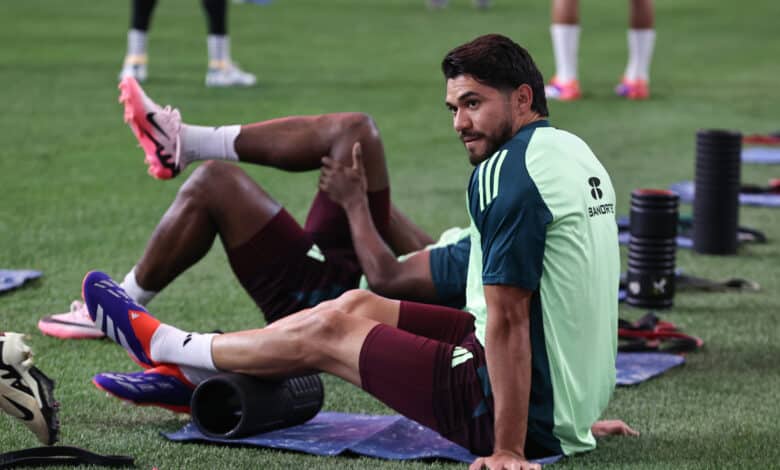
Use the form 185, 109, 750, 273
283, 308, 349, 366
178, 161, 251, 203
334, 289, 380, 312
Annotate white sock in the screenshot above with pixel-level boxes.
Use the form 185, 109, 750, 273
127, 29, 148, 57
120, 267, 157, 306
625, 29, 655, 81
207, 34, 230, 66
179, 365, 217, 386
180, 124, 241, 166
150, 324, 217, 370
550, 24, 580, 82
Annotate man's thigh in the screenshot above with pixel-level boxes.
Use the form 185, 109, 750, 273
226, 208, 361, 323
358, 319, 493, 456
397, 300, 475, 344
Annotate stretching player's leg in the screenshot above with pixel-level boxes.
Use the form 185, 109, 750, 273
119, 0, 156, 81
133, 161, 281, 293
118, 77, 428, 255
84, 272, 498, 454
202, 0, 256, 87
545, 0, 581, 101
616, 0, 655, 99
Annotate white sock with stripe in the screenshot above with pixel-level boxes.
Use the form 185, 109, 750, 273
550, 24, 580, 82
180, 124, 241, 167
207, 34, 230, 66
625, 29, 655, 81
149, 324, 217, 371
127, 29, 147, 57
120, 267, 157, 306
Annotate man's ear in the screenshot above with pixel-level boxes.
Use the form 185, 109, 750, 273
513, 84, 533, 112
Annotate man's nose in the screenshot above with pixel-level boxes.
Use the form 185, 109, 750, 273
453, 109, 471, 133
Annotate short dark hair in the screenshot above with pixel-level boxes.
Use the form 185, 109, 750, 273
442, 34, 548, 117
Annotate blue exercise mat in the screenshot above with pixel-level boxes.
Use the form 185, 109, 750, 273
743, 146, 780, 164
163, 353, 683, 462
0, 270, 42, 294
164, 412, 562, 465
616, 352, 685, 386
670, 181, 780, 207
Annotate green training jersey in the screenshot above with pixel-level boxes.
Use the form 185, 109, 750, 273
465, 120, 619, 455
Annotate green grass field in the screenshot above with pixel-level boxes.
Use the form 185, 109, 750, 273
2, 0, 780, 467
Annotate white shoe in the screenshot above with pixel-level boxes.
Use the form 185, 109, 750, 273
0, 332, 59, 445
38, 300, 105, 339
118, 54, 148, 83
205, 61, 257, 87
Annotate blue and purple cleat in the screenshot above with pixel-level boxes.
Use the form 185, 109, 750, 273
93, 364, 194, 414
82, 271, 161, 369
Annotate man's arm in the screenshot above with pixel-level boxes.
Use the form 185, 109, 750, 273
386, 205, 436, 255
470, 284, 539, 470
318, 143, 441, 302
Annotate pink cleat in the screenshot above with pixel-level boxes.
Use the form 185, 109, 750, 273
544, 76, 581, 101
615, 77, 650, 100
38, 300, 105, 340
118, 77, 183, 179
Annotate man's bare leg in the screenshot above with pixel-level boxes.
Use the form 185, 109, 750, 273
212, 291, 400, 385
133, 113, 395, 292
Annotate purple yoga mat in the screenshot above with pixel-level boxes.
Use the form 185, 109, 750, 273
163, 353, 684, 462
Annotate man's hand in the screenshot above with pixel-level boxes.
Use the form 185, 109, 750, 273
469, 450, 541, 470
319, 141, 368, 209
591, 419, 640, 437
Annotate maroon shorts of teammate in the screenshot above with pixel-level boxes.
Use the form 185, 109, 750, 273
227, 188, 389, 323
358, 301, 557, 459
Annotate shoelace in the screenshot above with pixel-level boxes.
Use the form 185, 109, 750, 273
68, 301, 92, 321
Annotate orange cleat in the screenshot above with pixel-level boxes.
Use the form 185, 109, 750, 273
544, 77, 582, 101
615, 77, 650, 100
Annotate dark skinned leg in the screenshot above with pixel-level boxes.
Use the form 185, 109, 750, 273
234, 112, 389, 192
629, 0, 654, 29
134, 161, 279, 291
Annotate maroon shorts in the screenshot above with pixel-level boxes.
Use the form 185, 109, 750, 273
358, 301, 557, 458
227, 189, 389, 323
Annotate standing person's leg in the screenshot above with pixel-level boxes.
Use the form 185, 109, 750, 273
202, 0, 256, 87
119, 0, 157, 81
616, 0, 655, 99
545, 0, 581, 101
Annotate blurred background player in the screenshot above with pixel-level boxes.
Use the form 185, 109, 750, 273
0, 332, 59, 445
119, 0, 256, 87
545, 0, 655, 101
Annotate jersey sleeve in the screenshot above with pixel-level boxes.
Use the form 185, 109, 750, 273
468, 149, 552, 291
429, 236, 470, 307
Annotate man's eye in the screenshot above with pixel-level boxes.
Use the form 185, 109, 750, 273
467, 100, 479, 109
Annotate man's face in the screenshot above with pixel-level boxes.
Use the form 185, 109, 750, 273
445, 74, 516, 165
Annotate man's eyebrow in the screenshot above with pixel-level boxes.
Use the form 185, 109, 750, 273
445, 91, 480, 107
457, 91, 480, 102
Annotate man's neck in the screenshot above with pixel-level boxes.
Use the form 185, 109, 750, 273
512, 113, 545, 134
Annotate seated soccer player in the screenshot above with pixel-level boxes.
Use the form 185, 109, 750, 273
0, 332, 59, 445
38, 78, 471, 410
84, 32, 628, 468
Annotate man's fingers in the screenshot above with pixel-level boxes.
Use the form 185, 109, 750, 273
352, 142, 363, 171
469, 457, 486, 470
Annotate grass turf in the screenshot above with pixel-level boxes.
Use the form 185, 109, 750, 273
1, 0, 779, 467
